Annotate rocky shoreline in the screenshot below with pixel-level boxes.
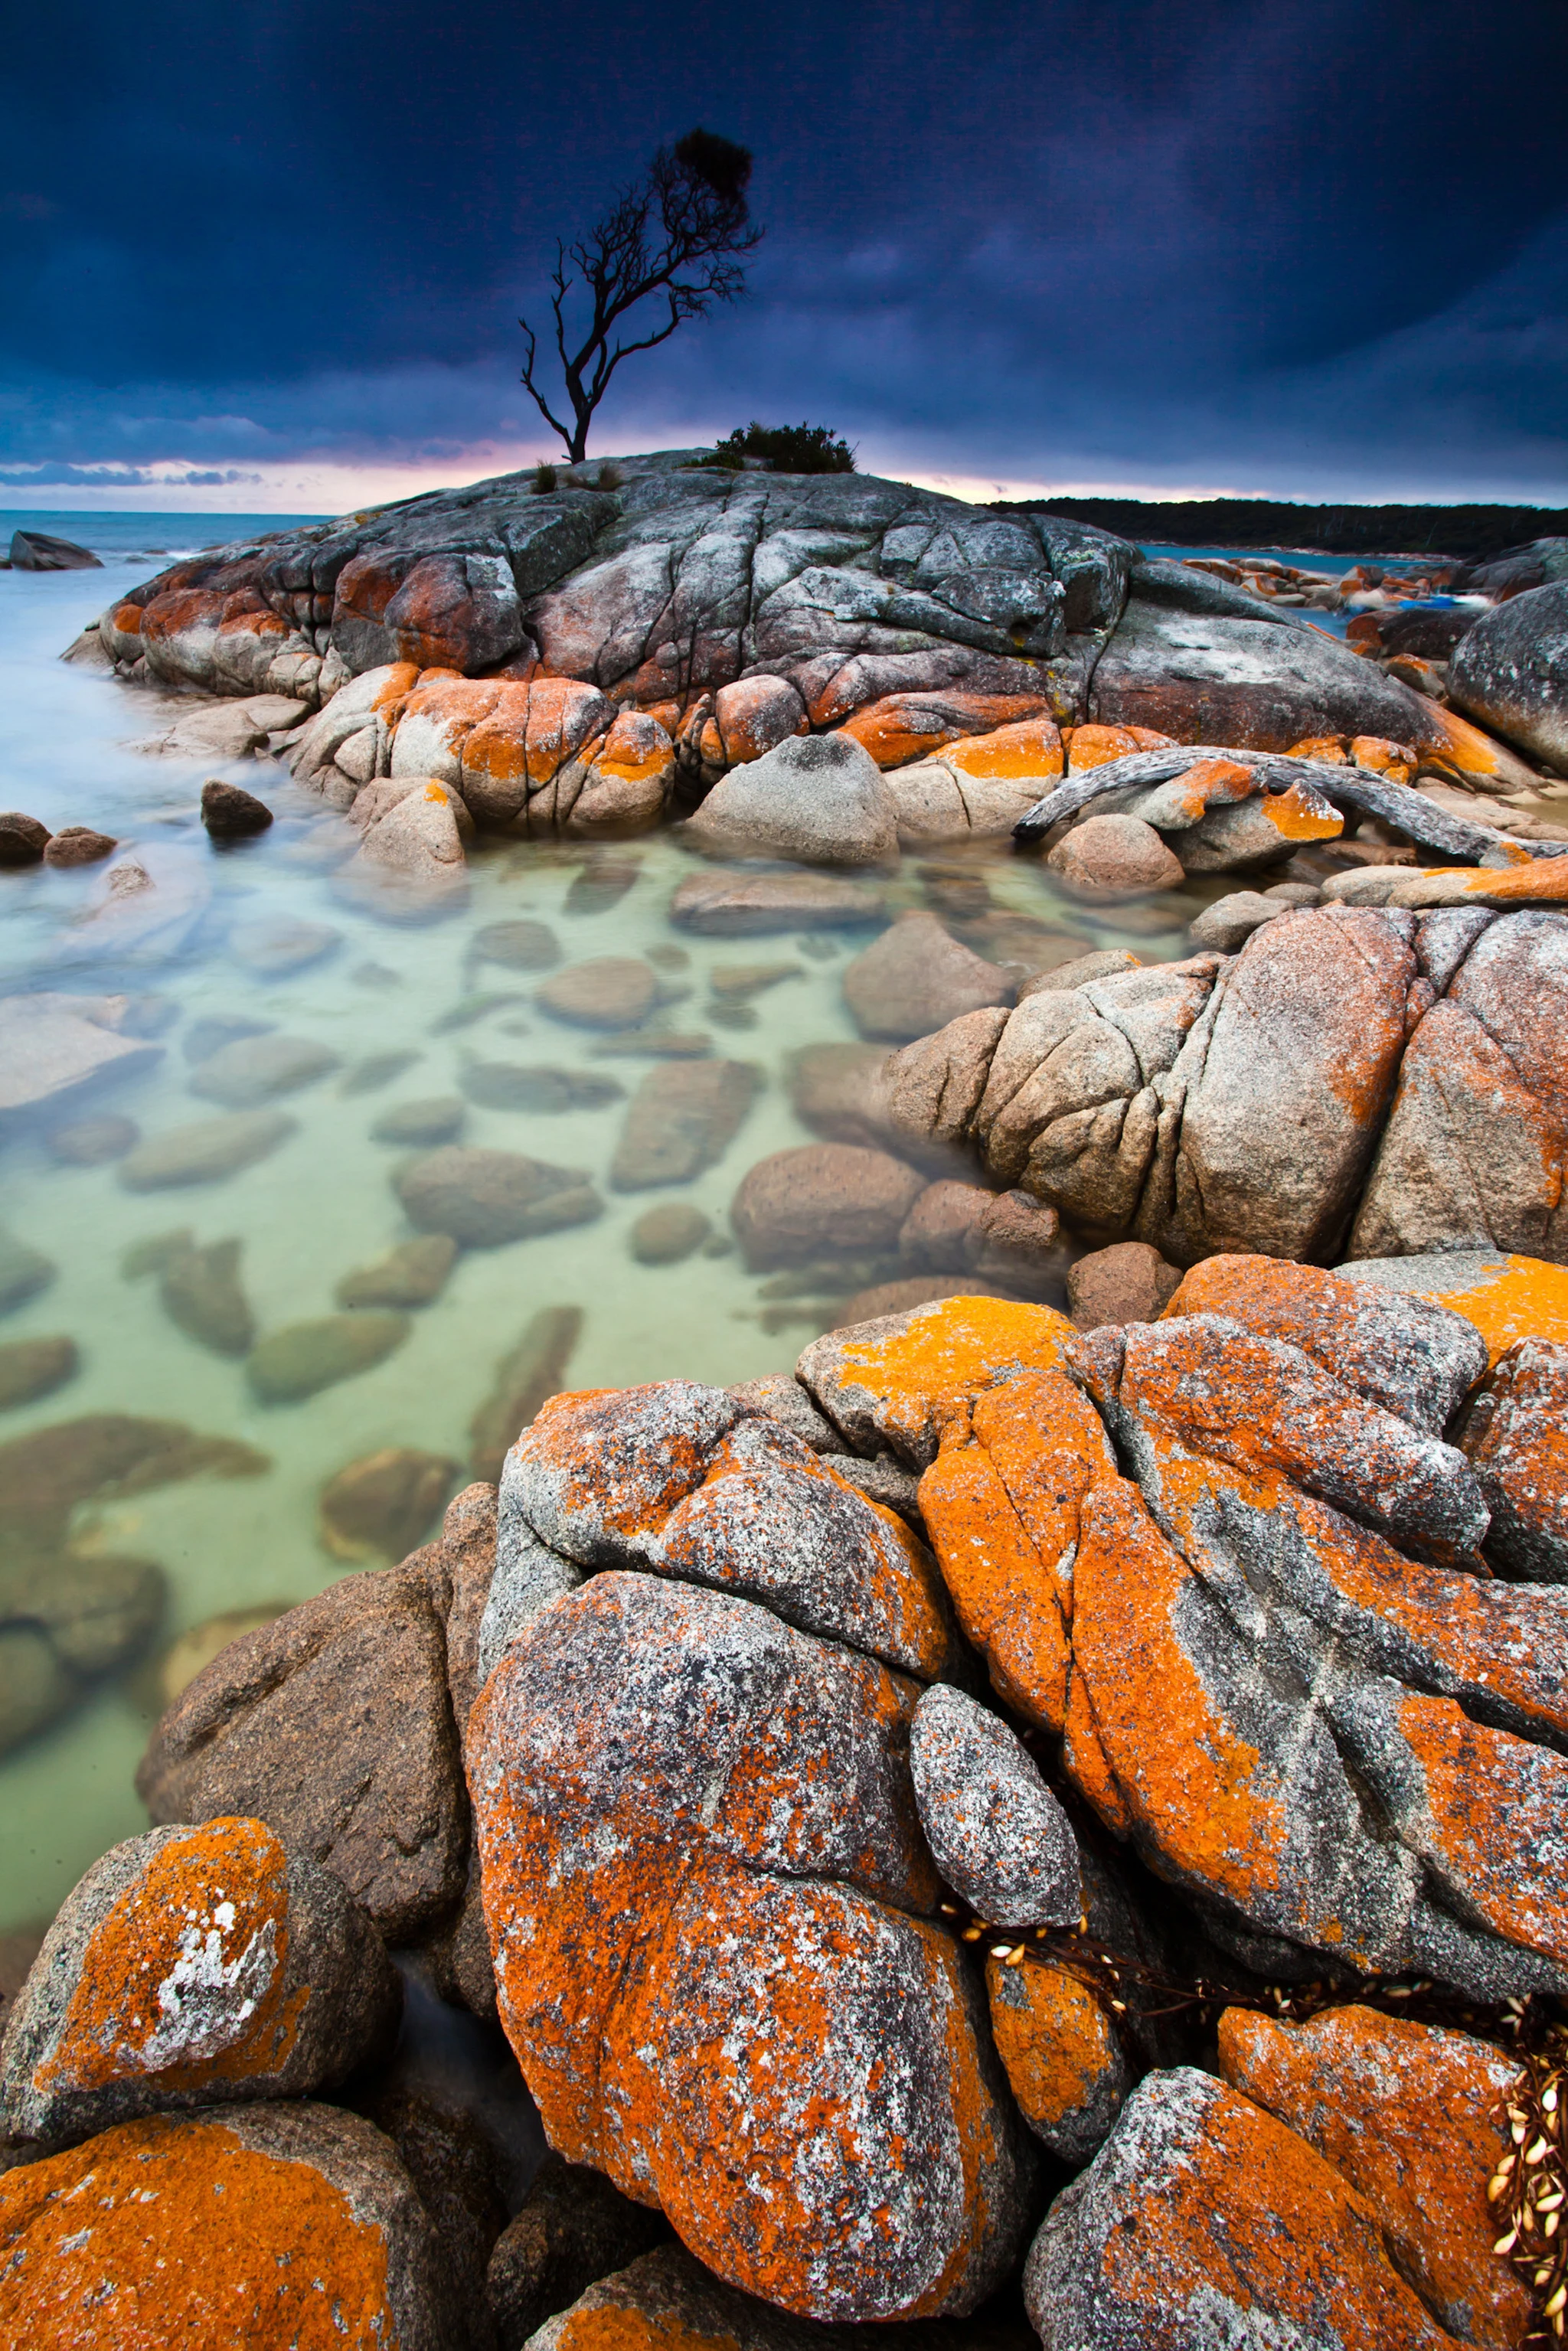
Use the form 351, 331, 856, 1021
4, 454, 1568, 2346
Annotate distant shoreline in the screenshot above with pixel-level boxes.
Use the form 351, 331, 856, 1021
990, 494, 1568, 561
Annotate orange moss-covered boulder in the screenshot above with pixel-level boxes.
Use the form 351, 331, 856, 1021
1459, 1337, 1568, 1579
133, 581, 324, 702
332, 544, 528, 674
0, 1817, 396, 2147
0, 2101, 449, 2347
796, 1293, 1077, 1468
837, 691, 1053, 769
469, 1572, 1035, 2320
481, 1380, 952, 1680
1064, 723, 1175, 773
1217, 2004, 1527, 2349
568, 709, 676, 832
1023, 2068, 1459, 2349
985, 1958, 1130, 2167
680, 675, 809, 784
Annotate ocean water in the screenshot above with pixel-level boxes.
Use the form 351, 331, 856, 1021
0, 514, 1227, 1931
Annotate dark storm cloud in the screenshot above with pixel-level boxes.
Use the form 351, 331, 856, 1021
1, 0, 1563, 495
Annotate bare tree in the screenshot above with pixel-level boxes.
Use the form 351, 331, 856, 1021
519, 129, 763, 465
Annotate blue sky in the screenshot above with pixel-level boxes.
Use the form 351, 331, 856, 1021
2, 0, 1564, 510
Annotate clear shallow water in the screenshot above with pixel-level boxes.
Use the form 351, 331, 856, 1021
1, 519, 1219, 1931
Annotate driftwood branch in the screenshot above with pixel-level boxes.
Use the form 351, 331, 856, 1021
1011, 746, 1568, 866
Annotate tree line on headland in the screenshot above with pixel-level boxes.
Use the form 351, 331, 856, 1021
993, 495, 1568, 560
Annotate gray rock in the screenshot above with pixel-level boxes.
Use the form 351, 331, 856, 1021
724, 1373, 840, 1452
188, 1033, 338, 1108
118, 1109, 297, 1188
629, 1203, 711, 1263
335, 1234, 459, 1308
0, 1818, 399, 2144
247, 1312, 410, 1403
609, 1060, 759, 1190
1022, 2068, 1449, 2350
1047, 814, 1185, 900
364, 2086, 508, 2351
842, 910, 1011, 1042
487, 2157, 669, 2351
1016, 949, 1141, 998
1459, 1339, 1568, 1580
685, 732, 900, 866
1189, 889, 1285, 951
1088, 598, 1452, 754
10, 529, 100, 570
1448, 580, 1568, 773
396, 1146, 601, 1247
908, 1683, 1082, 1928
730, 1143, 926, 1269
670, 867, 886, 933
373, 1095, 466, 1146
786, 1040, 901, 1151
0, 1335, 78, 1411
136, 1559, 469, 1940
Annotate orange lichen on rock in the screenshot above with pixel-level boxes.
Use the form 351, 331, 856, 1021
916, 1369, 1118, 1727
985, 1955, 1129, 2161
1401, 1254, 1568, 1362
1155, 756, 1255, 818
35, 1818, 302, 2101
1393, 1692, 1568, 1970
1259, 776, 1344, 841
1024, 2068, 1460, 2348
1288, 733, 1348, 761
942, 715, 1064, 781
798, 1295, 1078, 1468
0, 2113, 399, 2348
1217, 2003, 1528, 2349
837, 691, 1052, 769
1067, 1481, 1285, 1909
1063, 723, 1142, 773
1349, 735, 1417, 783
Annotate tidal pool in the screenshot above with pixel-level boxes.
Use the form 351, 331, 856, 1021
0, 514, 1216, 1931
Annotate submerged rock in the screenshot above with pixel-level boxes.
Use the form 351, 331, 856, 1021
609, 1060, 759, 1190
731, 1144, 926, 1270
156, 1236, 256, 1356
44, 1112, 139, 1164
396, 1146, 601, 1247
188, 1033, 338, 1107
42, 825, 118, 867
247, 1312, 410, 1403
0, 1335, 79, 1410
535, 955, 662, 1030
335, 1233, 458, 1309
320, 1448, 458, 1562
629, 1203, 711, 1263
371, 1094, 466, 1146
199, 779, 273, 838
119, 1110, 297, 1189
467, 1304, 584, 1486
670, 867, 886, 933
842, 910, 1011, 1042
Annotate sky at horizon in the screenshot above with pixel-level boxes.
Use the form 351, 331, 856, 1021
2, 1, 1565, 514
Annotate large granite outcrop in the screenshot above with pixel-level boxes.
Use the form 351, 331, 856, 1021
91, 456, 1460, 800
